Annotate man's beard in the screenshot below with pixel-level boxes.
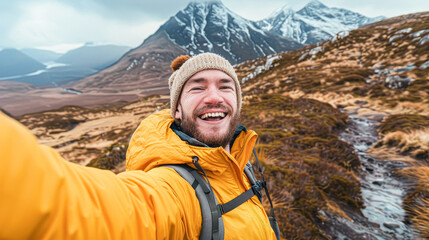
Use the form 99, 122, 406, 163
178, 104, 240, 148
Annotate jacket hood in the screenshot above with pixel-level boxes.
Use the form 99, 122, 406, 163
126, 109, 257, 175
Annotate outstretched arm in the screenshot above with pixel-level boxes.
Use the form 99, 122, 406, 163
0, 113, 198, 239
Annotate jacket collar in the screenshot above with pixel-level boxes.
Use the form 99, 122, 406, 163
170, 122, 247, 149
126, 109, 257, 175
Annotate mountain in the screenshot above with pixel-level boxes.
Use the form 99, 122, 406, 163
69, 31, 187, 93
56, 44, 132, 70
257, 0, 385, 44
2, 44, 130, 86
0, 48, 45, 78
159, 0, 302, 64
21, 48, 62, 63
69, 0, 303, 93
237, 11, 429, 103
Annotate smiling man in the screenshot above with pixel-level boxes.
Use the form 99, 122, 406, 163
127, 53, 276, 239
174, 68, 239, 151
127, 53, 278, 239
0, 53, 278, 239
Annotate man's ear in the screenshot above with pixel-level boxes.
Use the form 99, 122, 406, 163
175, 104, 182, 120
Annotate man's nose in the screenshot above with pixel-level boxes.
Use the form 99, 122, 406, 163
203, 87, 223, 105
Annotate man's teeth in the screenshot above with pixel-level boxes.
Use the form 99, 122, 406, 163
200, 112, 226, 120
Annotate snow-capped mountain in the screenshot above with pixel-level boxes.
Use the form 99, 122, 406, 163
258, 0, 385, 44
159, 0, 303, 64
70, 0, 385, 94
70, 0, 303, 92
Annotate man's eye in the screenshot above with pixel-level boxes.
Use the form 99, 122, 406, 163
220, 86, 233, 90
191, 87, 203, 91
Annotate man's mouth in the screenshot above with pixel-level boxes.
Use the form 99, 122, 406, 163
199, 112, 227, 121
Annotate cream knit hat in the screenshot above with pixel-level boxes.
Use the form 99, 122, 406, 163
168, 53, 242, 118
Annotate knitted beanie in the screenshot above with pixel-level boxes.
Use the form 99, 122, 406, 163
168, 52, 242, 118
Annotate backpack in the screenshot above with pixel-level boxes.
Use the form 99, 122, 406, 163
161, 150, 280, 240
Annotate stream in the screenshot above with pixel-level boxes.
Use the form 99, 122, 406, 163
337, 112, 415, 239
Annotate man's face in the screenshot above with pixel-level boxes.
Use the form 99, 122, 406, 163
175, 69, 239, 148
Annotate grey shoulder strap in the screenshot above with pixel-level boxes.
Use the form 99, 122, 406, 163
161, 164, 224, 240
244, 161, 262, 202
162, 160, 279, 240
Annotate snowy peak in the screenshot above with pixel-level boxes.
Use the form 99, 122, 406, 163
259, 1, 385, 44
159, 0, 302, 64
303, 0, 328, 9
183, 0, 242, 22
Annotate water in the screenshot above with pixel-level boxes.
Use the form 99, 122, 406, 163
0, 62, 69, 81
339, 114, 415, 239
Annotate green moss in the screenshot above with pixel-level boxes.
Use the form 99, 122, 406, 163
369, 85, 388, 98
407, 80, 429, 93
398, 95, 422, 102
380, 114, 429, 134
87, 142, 129, 170
324, 174, 363, 210
352, 86, 370, 96
41, 117, 85, 131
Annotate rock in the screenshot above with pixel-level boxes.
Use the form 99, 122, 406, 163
365, 167, 374, 173
383, 222, 400, 230
373, 180, 384, 186
354, 100, 368, 105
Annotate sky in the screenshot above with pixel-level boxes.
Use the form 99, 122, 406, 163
1, 0, 428, 53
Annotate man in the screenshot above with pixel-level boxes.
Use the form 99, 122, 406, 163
0, 53, 277, 239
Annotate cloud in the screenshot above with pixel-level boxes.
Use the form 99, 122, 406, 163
1, 0, 173, 49
1, 0, 428, 50
59, 0, 189, 22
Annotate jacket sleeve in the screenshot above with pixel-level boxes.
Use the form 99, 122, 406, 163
0, 113, 200, 239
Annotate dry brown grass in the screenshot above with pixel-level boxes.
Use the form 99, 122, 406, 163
412, 198, 429, 238
381, 128, 429, 157
262, 188, 294, 213
369, 114, 429, 161
325, 200, 353, 222
368, 147, 417, 162
401, 165, 429, 239
253, 148, 294, 212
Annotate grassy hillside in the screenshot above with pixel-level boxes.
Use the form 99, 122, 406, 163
241, 95, 361, 238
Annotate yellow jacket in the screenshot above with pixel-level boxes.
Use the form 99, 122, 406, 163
0, 109, 276, 239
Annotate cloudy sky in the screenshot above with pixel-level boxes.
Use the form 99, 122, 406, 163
1, 0, 428, 53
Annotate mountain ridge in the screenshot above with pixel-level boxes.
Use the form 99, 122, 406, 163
257, 0, 385, 44
0, 48, 45, 78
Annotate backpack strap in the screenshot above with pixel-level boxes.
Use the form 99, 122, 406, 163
244, 161, 263, 202
161, 154, 280, 240
252, 149, 281, 240
161, 163, 224, 240
218, 178, 264, 214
